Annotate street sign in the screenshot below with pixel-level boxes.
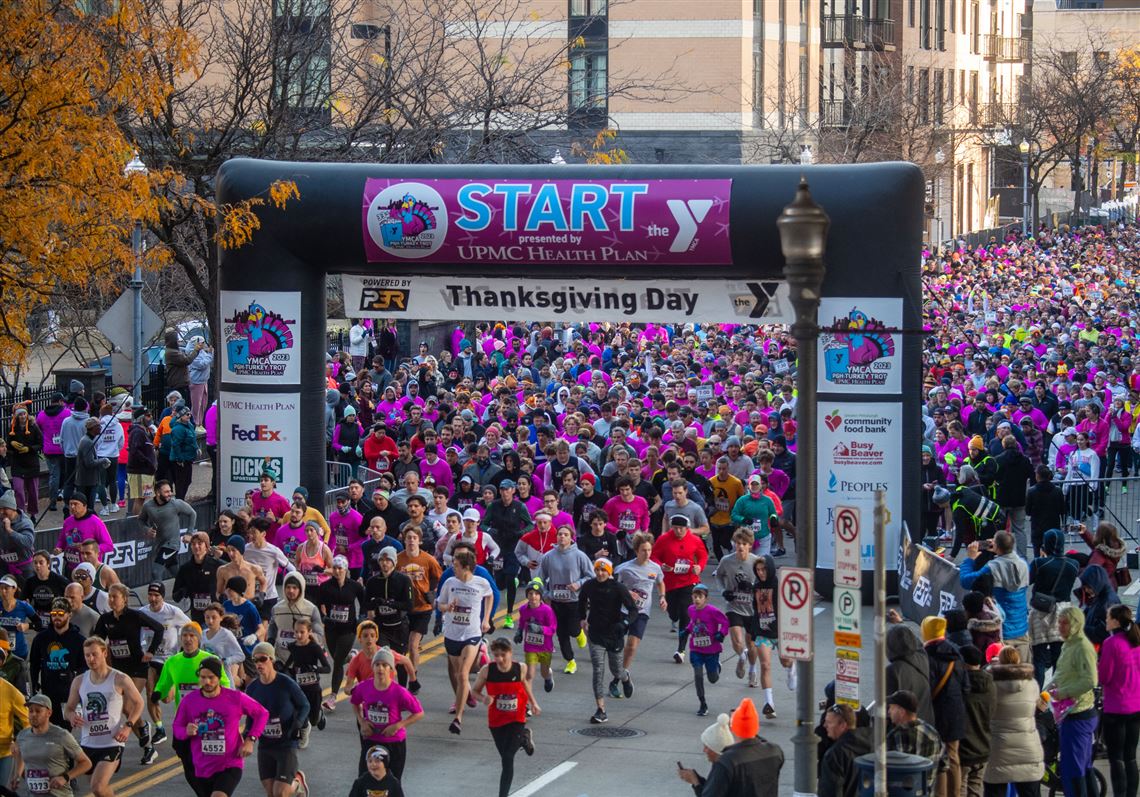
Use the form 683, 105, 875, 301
835, 647, 860, 708
96, 290, 162, 357
834, 505, 862, 587
777, 566, 814, 661
833, 585, 861, 647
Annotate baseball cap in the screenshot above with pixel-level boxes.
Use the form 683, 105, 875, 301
887, 690, 919, 714
26, 693, 53, 711
499, 478, 517, 489
462, 508, 481, 522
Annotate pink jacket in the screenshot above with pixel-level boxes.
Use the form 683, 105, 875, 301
1097, 630, 1140, 715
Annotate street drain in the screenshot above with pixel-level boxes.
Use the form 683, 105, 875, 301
570, 726, 646, 739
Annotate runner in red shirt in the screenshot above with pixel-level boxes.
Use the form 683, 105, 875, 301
651, 514, 709, 661
472, 638, 539, 797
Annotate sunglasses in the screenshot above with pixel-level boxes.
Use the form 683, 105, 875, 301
49, 611, 68, 618
253, 656, 271, 664
75, 573, 91, 580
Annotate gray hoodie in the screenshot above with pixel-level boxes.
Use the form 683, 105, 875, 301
538, 544, 594, 603
325, 389, 340, 444
272, 571, 324, 657
59, 410, 90, 457
714, 551, 760, 616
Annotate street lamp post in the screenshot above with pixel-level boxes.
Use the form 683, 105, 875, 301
934, 148, 946, 250
124, 153, 148, 391
777, 179, 830, 797
1019, 139, 1030, 234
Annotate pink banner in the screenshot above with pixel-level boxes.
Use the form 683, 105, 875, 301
362, 178, 733, 266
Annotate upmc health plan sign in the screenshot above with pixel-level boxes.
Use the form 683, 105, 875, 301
777, 566, 814, 661
361, 178, 733, 266
218, 392, 301, 511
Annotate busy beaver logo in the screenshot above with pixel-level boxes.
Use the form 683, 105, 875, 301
365, 182, 448, 259
821, 307, 896, 387
223, 301, 296, 378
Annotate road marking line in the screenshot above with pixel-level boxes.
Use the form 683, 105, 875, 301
112, 755, 181, 788
509, 761, 578, 797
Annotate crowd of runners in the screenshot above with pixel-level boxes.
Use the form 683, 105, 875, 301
0, 222, 1136, 796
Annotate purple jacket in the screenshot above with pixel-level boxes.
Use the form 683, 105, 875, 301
36, 405, 70, 456
1097, 630, 1140, 715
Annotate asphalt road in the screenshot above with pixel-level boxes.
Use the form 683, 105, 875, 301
112, 587, 837, 797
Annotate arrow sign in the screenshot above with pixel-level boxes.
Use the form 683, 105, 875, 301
777, 566, 814, 662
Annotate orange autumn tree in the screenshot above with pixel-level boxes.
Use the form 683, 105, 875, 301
0, 0, 191, 369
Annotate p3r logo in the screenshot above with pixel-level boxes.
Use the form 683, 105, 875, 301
665, 199, 714, 253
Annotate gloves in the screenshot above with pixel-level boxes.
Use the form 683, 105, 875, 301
355, 446, 362, 457
8, 441, 27, 453
242, 634, 258, 647
513, 629, 523, 644
723, 589, 735, 603
714, 632, 725, 643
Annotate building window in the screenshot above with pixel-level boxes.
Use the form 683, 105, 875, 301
799, 53, 809, 126
934, 70, 944, 124
909, 0, 916, 27
570, 0, 606, 16
969, 70, 978, 124
274, 0, 330, 16
1094, 50, 1110, 70
1061, 51, 1077, 72
907, 66, 915, 104
918, 68, 930, 124
277, 53, 330, 111
569, 52, 607, 110
970, 3, 979, 53
754, 51, 765, 127
920, 0, 930, 49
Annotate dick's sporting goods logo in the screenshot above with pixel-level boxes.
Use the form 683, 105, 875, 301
230, 456, 284, 483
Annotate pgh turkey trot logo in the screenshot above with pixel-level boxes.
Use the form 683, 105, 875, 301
223, 301, 296, 378
364, 181, 448, 259
821, 307, 897, 387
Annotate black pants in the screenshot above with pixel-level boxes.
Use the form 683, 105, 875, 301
552, 601, 579, 662
710, 524, 735, 561
173, 736, 197, 789
1106, 444, 1132, 479
490, 722, 527, 797
171, 460, 193, 500
1103, 711, 1140, 797
984, 781, 1040, 797
358, 737, 406, 778
1032, 641, 1063, 687
300, 684, 322, 725
60, 457, 77, 504
328, 629, 356, 695
666, 586, 694, 652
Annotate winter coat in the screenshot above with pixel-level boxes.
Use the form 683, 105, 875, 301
994, 448, 1033, 508
1079, 528, 1128, 590
58, 410, 89, 458
959, 667, 995, 767
925, 638, 969, 742
1047, 605, 1098, 718
961, 552, 1030, 638
188, 349, 213, 386
169, 419, 199, 463
984, 662, 1045, 783
1025, 480, 1066, 539
163, 330, 200, 388
1076, 564, 1118, 646
885, 625, 935, 725
819, 727, 873, 797
75, 434, 109, 487
35, 404, 69, 457
6, 417, 43, 478
1028, 529, 1080, 645
127, 422, 157, 474
1097, 627, 1140, 715
967, 606, 1003, 652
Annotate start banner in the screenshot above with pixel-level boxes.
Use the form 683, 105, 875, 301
342, 274, 793, 324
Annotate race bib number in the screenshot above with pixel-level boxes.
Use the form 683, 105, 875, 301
335, 533, 349, 553
109, 639, 131, 659
693, 634, 712, 648
451, 606, 471, 626
304, 571, 319, 587
201, 736, 225, 756
751, 520, 765, 535
278, 629, 295, 645
366, 704, 390, 726
52, 435, 61, 446
495, 694, 519, 713
64, 550, 80, 565
619, 516, 636, 531
297, 671, 319, 687
632, 590, 648, 610
376, 604, 396, 617
523, 630, 545, 647
673, 560, 690, 574
551, 585, 572, 601
192, 595, 211, 610
87, 712, 110, 736
715, 497, 729, 513
0, 551, 17, 563
178, 683, 197, 699
330, 606, 350, 623
264, 719, 283, 739
25, 769, 51, 794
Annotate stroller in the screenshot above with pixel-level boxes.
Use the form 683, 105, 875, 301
1036, 691, 1108, 797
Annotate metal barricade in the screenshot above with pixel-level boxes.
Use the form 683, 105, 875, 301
323, 461, 385, 518
1059, 472, 1140, 545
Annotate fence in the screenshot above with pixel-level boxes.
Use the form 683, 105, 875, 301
0, 364, 169, 433
323, 461, 385, 518
1062, 472, 1140, 546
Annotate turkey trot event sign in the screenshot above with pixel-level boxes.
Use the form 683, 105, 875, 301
817, 297, 902, 393
220, 290, 300, 383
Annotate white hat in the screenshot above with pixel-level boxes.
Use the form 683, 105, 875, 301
462, 508, 481, 522
331, 555, 349, 569
700, 713, 735, 753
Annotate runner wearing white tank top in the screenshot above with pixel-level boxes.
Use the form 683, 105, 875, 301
65, 638, 144, 797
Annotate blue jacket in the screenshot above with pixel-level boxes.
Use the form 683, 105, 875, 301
960, 552, 1030, 638
168, 419, 199, 463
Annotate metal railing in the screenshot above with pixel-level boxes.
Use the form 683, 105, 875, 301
982, 34, 1027, 62
821, 15, 895, 48
323, 461, 384, 517
1061, 471, 1140, 545
980, 102, 1021, 128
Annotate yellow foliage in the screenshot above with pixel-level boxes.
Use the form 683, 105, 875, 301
0, 0, 192, 367
218, 180, 301, 250
571, 128, 630, 165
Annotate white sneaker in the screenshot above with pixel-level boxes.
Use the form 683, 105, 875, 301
99, 506, 113, 517
298, 722, 311, 749
786, 665, 797, 691
748, 669, 759, 688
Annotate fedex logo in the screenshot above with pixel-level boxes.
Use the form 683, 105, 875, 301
231, 424, 283, 442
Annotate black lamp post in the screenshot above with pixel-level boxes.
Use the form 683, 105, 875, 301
777, 178, 830, 797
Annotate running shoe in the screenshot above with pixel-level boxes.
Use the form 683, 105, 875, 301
590, 708, 608, 724
771, 546, 786, 557
609, 679, 622, 699
138, 721, 151, 747
449, 718, 462, 735
522, 726, 535, 756
749, 669, 759, 688
321, 697, 337, 712
786, 665, 798, 691
317, 711, 326, 731
672, 651, 684, 664
299, 722, 311, 749
697, 703, 708, 717
449, 703, 457, 714
575, 629, 587, 648
466, 693, 477, 708
140, 746, 158, 765
735, 655, 746, 679
544, 676, 554, 693
502, 616, 515, 629
670, 622, 677, 634
294, 771, 310, 797
152, 727, 168, 746
408, 679, 421, 695
564, 659, 577, 674
763, 703, 777, 719
622, 675, 634, 699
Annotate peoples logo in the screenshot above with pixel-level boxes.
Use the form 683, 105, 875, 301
365, 182, 448, 259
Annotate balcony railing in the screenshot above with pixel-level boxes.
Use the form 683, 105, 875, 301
982, 34, 1027, 62
821, 98, 852, 127
980, 102, 1021, 128
821, 15, 896, 49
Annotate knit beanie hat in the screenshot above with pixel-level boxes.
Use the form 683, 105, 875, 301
701, 713, 735, 753
730, 698, 760, 739
181, 622, 202, 638
968, 435, 985, 451
921, 616, 947, 642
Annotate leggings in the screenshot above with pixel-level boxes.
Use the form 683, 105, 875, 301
1103, 711, 1140, 797
983, 782, 1040, 797
692, 655, 720, 706
710, 524, 735, 560
11, 475, 38, 514
358, 737, 406, 778
490, 722, 527, 797
300, 684, 322, 725
666, 586, 693, 652
552, 601, 579, 662
588, 641, 624, 700
328, 629, 357, 695
496, 569, 518, 616
1060, 710, 1100, 797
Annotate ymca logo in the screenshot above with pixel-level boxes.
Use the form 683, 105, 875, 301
665, 199, 714, 253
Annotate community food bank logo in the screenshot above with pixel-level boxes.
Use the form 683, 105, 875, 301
365, 182, 447, 259
223, 301, 296, 378
821, 307, 897, 387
